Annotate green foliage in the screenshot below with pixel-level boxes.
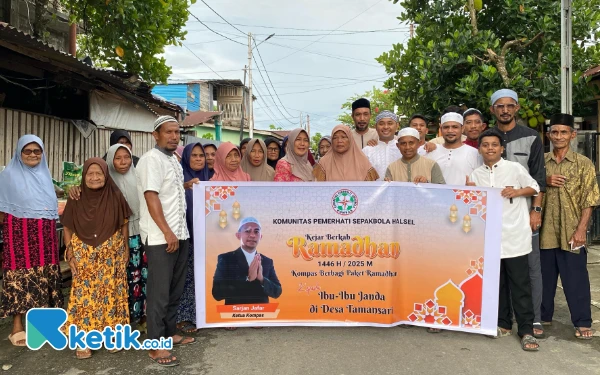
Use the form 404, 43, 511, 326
200, 132, 214, 140
338, 87, 397, 129
63, 0, 195, 84
378, 0, 600, 126
269, 124, 283, 130
310, 132, 323, 156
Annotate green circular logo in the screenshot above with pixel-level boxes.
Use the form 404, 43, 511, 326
332, 189, 358, 215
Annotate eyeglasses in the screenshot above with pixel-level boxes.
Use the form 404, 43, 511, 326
267, 148, 279, 152
493, 104, 517, 111
22, 149, 42, 155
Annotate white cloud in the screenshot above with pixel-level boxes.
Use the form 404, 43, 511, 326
166, 0, 408, 134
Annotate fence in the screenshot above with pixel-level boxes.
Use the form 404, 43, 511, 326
0, 108, 154, 180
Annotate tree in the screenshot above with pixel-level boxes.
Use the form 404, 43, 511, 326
269, 124, 283, 130
62, 0, 195, 84
200, 132, 214, 140
377, 0, 600, 128
338, 87, 398, 129
310, 132, 323, 156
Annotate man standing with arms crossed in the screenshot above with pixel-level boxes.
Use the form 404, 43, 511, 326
137, 116, 196, 367
540, 113, 599, 340
489, 89, 546, 338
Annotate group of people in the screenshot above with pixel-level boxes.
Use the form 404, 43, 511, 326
0, 88, 597, 366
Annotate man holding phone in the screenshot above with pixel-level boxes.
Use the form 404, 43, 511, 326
540, 113, 600, 340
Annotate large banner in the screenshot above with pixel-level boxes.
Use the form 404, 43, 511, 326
194, 182, 502, 335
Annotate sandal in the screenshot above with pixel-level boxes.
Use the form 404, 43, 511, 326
224, 327, 238, 331
489, 327, 513, 339
173, 336, 196, 346
542, 321, 552, 326
177, 322, 199, 334
533, 323, 545, 339
575, 327, 594, 340
427, 328, 441, 333
108, 348, 122, 354
521, 334, 539, 351
137, 321, 147, 334
8, 331, 26, 347
149, 353, 180, 367
76, 348, 92, 359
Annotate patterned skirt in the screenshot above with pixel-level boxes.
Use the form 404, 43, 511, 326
1, 215, 63, 317
177, 243, 196, 324
66, 231, 129, 332
127, 234, 147, 323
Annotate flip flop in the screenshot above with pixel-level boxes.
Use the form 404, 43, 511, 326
427, 328, 441, 333
173, 336, 196, 346
224, 327, 238, 331
8, 331, 26, 347
533, 323, 545, 339
542, 321, 552, 326
489, 327, 512, 339
149, 354, 180, 367
76, 348, 92, 359
521, 334, 539, 352
177, 322, 199, 334
575, 327, 594, 340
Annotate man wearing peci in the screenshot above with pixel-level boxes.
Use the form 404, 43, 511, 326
212, 217, 282, 305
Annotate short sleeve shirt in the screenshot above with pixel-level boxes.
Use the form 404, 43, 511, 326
424, 144, 482, 186
137, 148, 189, 245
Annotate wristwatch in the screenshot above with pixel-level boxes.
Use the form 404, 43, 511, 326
532, 206, 542, 213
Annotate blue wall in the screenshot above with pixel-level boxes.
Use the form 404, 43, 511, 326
152, 84, 188, 110
187, 84, 200, 111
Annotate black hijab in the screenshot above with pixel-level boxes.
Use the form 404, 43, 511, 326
264, 137, 282, 169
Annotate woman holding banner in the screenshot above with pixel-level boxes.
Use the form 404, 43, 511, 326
241, 139, 275, 182
176, 143, 211, 334
274, 129, 314, 182
313, 125, 379, 181
210, 142, 251, 182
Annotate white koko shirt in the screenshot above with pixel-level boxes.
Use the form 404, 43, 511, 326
424, 144, 482, 186
470, 158, 540, 259
137, 148, 189, 246
363, 140, 402, 181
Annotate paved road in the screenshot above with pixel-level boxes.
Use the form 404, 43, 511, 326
1, 249, 599, 375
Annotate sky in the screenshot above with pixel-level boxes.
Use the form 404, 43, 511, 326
164, 0, 409, 137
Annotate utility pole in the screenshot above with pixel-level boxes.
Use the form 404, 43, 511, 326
240, 65, 247, 143
409, 23, 414, 38
247, 32, 254, 137
561, 0, 572, 114
307, 114, 310, 139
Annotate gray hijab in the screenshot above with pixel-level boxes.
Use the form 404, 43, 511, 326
106, 144, 140, 236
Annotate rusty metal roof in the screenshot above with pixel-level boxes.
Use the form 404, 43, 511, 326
0, 22, 183, 115
182, 111, 222, 127
584, 65, 600, 78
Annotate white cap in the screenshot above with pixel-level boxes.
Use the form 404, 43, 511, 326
237, 216, 262, 232
440, 112, 464, 126
397, 127, 420, 140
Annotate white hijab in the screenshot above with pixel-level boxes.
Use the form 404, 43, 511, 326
106, 144, 140, 236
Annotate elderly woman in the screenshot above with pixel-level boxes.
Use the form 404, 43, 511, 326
264, 137, 282, 170
274, 129, 314, 182
203, 142, 217, 179
61, 158, 132, 359
176, 143, 210, 333
318, 136, 332, 159
210, 142, 251, 182
313, 125, 379, 181
0, 135, 64, 347
241, 139, 275, 181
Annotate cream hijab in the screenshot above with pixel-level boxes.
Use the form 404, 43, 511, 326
318, 125, 375, 181
240, 139, 275, 181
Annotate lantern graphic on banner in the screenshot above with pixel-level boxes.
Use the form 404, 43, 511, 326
462, 215, 472, 233
219, 210, 228, 229
232, 201, 241, 220
449, 204, 458, 223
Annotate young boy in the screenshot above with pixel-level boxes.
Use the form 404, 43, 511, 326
467, 129, 540, 351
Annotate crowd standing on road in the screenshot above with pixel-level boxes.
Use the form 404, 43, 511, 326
0, 89, 598, 366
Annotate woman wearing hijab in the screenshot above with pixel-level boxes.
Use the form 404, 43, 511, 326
313, 125, 379, 181
61, 158, 132, 359
209, 142, 251, 182
264, 137, 282, 170
274, 129, 314, 182
203, 142, 217, 179
240, 139, 275, 181
176, 143, 210, 334
103, 130, 140, 167
318, 136, 332, 159
239, 137, 252, 156
0, 135, 63, 347
174, 145, 185, 163
106, 145, 148, 331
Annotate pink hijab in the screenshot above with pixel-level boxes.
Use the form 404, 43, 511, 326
210, 142, 251, 181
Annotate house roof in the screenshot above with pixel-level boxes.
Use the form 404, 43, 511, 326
167, 79, 246, 87
270, 130, 292, 138
182, 111, 222, 127
584, 65, 600, 78
0, 22, 183, 115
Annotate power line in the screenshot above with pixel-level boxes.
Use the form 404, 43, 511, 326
259, 77, 389, 96
252, 56, 295, 125
186, 19, 409, 33
267, 0, 385, 65
171, 70, 386, 81
253, 40, 297, 121
199, 0, 246, 35
181, 44, 228, 79
265, 40, 381, 67
187, 11, 245, 46
252, 84, 287, 128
